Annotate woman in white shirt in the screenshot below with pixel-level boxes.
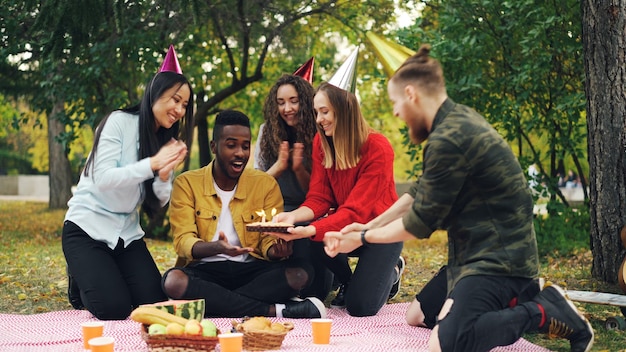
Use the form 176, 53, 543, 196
62, 70, 194, 320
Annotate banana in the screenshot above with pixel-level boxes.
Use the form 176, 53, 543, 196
130, 306, 189, 326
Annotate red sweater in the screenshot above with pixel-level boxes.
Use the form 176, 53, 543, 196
303, 132, 398, 241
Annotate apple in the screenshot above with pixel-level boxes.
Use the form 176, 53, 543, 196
165, 322, 185, 335
200, 319, 217, 337
184, 319, 203, 335
148, 323, 167, 335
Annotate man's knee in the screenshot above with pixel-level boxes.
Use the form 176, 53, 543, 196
285, 266, 311, 290
406, 298, 427, 327
437, 298, 453, 322
162, 268, 188, 299
346, 303, 379, 317
87, 296, 133, 320
428, 326, 442, 352
434, 298, 458, 352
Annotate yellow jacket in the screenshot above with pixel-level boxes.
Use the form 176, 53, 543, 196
169, 161, 284, 267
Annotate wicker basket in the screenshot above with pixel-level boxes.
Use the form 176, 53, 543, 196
232, 320, 294, 351
141, 324, 219, 352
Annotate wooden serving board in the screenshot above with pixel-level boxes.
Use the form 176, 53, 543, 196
566, 290, 626, 307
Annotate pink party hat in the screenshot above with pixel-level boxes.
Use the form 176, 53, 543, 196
327, 48, 359, 93
158, 45, 183, 74
293, 57, 315, 83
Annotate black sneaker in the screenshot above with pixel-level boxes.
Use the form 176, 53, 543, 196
330, 283, 348, 309
532, 284, 594, 352
282, 297, 327, 319
67, 266, 84, 310
388, 256, 406, 300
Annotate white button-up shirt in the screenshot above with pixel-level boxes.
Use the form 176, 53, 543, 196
65, 110, 172, 249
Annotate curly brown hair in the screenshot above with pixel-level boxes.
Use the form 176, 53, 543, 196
259, 74, 317, 170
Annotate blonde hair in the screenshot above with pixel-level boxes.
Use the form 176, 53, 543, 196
315, 82, 370, 170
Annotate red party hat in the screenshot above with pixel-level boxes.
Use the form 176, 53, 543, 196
158, 45, 183, 74
293, 57, 315, 83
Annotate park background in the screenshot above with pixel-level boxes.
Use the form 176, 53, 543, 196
1, 1, 626, 351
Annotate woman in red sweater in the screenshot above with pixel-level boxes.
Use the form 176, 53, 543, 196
272, 82, 404, 317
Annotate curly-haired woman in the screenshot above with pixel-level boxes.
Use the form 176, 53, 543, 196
254, 74, 332, 300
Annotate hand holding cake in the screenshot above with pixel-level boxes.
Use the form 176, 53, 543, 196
247, 208, 295, 233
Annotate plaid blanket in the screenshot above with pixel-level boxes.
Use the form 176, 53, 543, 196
0, 303, 551, 352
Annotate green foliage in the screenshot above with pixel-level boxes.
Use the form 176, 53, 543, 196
0, 96, 41, 174
533, 201, 591, 257
399, 125, 423, 180
0, 150, 37, 175
140, 210, 171, 241
397, 0, 588, 202
186, 0, 406, 166
1, 0, 415, 174
2, 0, 199, 148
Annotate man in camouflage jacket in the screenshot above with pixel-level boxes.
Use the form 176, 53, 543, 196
323, 45, 594, 352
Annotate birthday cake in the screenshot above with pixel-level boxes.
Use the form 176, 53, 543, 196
246, 222, 294, 233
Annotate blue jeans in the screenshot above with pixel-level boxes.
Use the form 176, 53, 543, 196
417, 267, 539, 352
62, 221, 167, 320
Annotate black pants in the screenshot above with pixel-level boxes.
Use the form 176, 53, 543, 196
62, 221, 166, 320
312, 240, 404, 317
416, 266, 540, 352
292, 239, 334, 300
164, 257, 313, 317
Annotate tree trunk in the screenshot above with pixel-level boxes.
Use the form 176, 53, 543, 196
197, 113, 212, 167
48, 101, 73, 209
582, 0, 626, 283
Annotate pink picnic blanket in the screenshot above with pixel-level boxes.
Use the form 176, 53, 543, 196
0, 303, 550, 351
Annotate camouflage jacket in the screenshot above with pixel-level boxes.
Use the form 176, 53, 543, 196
403, 98, 539, 291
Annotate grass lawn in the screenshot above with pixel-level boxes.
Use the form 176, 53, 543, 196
1, 200, 625, 351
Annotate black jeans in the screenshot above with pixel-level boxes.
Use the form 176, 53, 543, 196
292, 239, 334, 301
165, 258, 313, 317
312, 240, 404, 317
417, 267, 540, 352
62, 221, 166, 320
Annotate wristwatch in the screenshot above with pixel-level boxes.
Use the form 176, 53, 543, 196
360, 229, 370, 246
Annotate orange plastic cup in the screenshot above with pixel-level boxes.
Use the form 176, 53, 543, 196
311, 318, 332, 344
218, 332, 243, 352
81, 321, 104, 349
88, 336, 114, 352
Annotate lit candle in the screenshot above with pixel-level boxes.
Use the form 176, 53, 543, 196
255, 210, 266, 223
271, 208, 277, 222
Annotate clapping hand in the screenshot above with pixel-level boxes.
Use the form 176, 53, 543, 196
152, 139, 187, 181
291, 143, 305, 171
274, 141, 290, 172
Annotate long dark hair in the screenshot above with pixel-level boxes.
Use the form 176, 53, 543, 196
259, 74, 316, 170
83, 71, 195, 217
